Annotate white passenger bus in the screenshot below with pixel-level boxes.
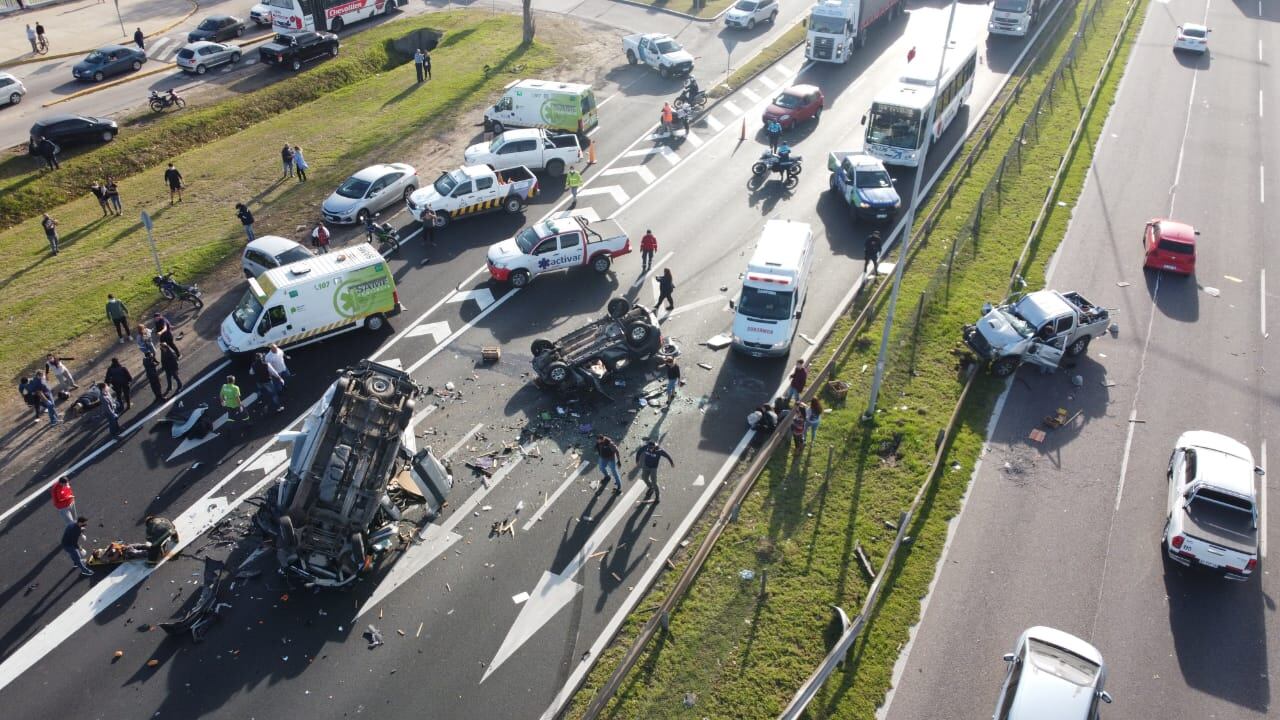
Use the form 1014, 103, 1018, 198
862, 42, 978, 167
267, 0, 403, 33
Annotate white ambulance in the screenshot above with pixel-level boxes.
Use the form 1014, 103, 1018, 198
730, 219, 815, 357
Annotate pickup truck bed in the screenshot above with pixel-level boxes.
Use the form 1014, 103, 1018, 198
1184, 502, 1255, 554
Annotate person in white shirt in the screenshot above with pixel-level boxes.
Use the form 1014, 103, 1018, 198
264, 343, 290, 394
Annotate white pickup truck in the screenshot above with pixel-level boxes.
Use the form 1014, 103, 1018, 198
487, 215, 631, 288
463, 129, 582, 177
1164, 431, 1262, 582
623, 33, 695, 78
962, 289, 1110, 377
406, 164, 538, 228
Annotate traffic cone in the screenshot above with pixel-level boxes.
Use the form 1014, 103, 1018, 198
740, 118, 746, 141
588, 140, 597, 165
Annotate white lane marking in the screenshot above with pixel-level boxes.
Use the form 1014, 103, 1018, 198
399, 404, 438, 455
1260, 39, 1264, 62
1263, 269, 1269, 338
663, 295, 727, 319
1261, 439, 1268, 559
631, 250, 673, 289
692, 474, 705, 486
369, 263, 486, 359
722, 100, 744, 115
1261, 165, 1266, 204
576, 185, 630, 205
775, 63, 795, 76
601, 165, 656, 184
1260, 89, 1264, 118
684, 130, 704, 148
406, 289, 517, 375
443, 423, 485, 460
705, 114, 724, 131
0, 359, 230, 525
549, 207, 602, 223
622, 146, 680, 166
756, 74, 777, 90
522, 461, 591, 532
1168, 71, 1199, 216
406, 320, 452, 343
1115, 274, 1162, 512
596, 92, 620, 108
740, 87, 762, 103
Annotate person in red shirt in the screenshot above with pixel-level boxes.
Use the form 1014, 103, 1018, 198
50, 475, 76, 525
640, 229, 657, 273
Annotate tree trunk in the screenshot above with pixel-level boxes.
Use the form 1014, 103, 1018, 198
522, 0, 536, 44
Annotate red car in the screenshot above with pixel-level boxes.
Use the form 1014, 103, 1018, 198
762, 84, 824, 129
1142, 218, 1197, 275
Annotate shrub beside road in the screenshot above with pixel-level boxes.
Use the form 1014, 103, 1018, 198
565, 0, 1146, 716
0, 11, 562, 384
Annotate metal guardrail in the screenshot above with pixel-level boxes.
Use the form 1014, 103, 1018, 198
574, 2, 1090, 717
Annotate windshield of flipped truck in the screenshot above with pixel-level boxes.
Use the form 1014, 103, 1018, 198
738, 286, 793, 321
231, 288, 264, 334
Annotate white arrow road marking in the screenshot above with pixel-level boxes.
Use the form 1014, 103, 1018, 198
447, 287, 495, 311
483, 479, 649, 682
623, 146, 680, 167
165, 393, 259, 462
522, 461, 591, 532
693, 474, 705, 486
245, 448, 289, 475
379, 357, 403, 369
741, 87, 762, 103
400, 404, 438, 455
407, 320, 452, 343
722, 100, 744, 115
548, 207, 602, 223
664, 295, 727, 319
756, 74, 777, 89
705, 114, 724, 131
0, 444, 289, 693
575, 185, 630, 205
407, 289, 518, 374
601, 165, 657, 185
357, 443, 534, 618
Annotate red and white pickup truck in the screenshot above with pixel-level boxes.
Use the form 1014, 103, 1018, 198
486, 215, 630, 288
1163, 431, 1263, 581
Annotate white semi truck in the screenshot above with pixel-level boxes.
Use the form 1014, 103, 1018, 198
988, 0, 1043, 37
804, 0, 905, 64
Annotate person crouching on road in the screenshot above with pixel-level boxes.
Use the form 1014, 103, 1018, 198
311, 221, 330, 253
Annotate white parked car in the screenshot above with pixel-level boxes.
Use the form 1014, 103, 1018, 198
724, 0, 778, 30
241, 235, 314, 278
249, 2, 273, 26
0, 72, 26, 107
175, 41, 242, 74
1174, 23, 1209, 53
992, 626, 1113, 720
321, 162, 419, 225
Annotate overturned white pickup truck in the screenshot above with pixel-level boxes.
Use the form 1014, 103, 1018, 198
962, 289, 1110, 377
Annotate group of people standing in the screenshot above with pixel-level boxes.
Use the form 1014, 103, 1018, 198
746, 360, 823, 455
280, 143, 310, 182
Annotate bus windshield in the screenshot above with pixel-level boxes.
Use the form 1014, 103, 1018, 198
231, 289, 264, 334
808, 14, 846, 34
994, 0, 1030, 12
866, 103, 922, 150
738, 287, 793, 321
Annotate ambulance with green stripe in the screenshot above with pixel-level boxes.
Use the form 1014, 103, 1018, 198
407, 163, 539, 228
217, 243, 401, 356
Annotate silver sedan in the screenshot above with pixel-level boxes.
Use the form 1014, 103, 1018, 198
175, 41, 242, 75
322, 163, 419, 225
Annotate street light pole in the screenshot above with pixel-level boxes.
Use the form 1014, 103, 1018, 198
114, 0, 126, 38
865, 0, 960, 420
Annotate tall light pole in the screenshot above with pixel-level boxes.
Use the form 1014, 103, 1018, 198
865, 0, 960, 420
114, 0, 126, 38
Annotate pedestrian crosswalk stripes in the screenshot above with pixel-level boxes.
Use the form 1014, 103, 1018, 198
683, 130, 703, 147
756, 74, 777, 89
722, 100, 744, 116
740, 87, 762, 103
704, 114, 724, 131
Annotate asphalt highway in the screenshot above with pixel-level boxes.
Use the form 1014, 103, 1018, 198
882, 0, 1280, 718
0, 1, 1044, 718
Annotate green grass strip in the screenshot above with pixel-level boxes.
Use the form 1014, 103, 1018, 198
0, 14, 436, 232
0, 11, 560, 383
564, 0, 1146, 717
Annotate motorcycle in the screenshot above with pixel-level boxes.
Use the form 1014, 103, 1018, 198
160, 402, 213, 440
674, 82, 707, 112
752, 151, 803, 178
148, 89, 185, 113
153, 271, 204, 309
365, 216, 401, 255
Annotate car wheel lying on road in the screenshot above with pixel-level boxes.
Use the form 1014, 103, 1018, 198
531, 338, 553, 357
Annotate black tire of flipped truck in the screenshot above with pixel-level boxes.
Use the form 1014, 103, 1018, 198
607, 297, 630, 319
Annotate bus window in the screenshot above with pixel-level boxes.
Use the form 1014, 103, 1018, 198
867, 104, 922, 150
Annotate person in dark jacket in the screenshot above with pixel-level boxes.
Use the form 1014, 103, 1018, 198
250, 352, 284, 412
784, 359, 808, 402
281, 144, 294, 178
664, 357, 681, 404
152, 313, 179, 356
105, 176, 122, 215
633, 440, 675, 502
164, 163, 183, 204
595, 434, 623, 492
235, 203, 255, 243
133, 27, 145, 50
749, 404, 778, 449
654, 268, 675, 312
160, 342, 182, 393
62, 516, 93, 577
90, 182, 110, 215
104, 357, 133, 411
142, 353, 164, 402
36, 136, 59, 170
864, 231, 882, 278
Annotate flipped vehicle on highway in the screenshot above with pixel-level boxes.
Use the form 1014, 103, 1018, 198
1163, 431, 1262, 582
464, 128, 582, 177
962, 289, 1109, 377
531, 298, 663, 393
828, 151, 900, 222
188, 14, 247, 43
218, 243, 400, 355
73, 45, 147, 82
992, 626, 1112, 720
1141, 217, 1197, 276
176, 41, 243, 74
0, 72, 26, 107
322, 162, 419, 225
724, 0, 779, 30
623, 33, 695, 78
262, 360, 453, 588
762, 84, 824, 129
28, 113, 118, 151
259, 30, 339, 71
407, 164, 538, 228
241, 235, 314, 278
487, 214, 630, 288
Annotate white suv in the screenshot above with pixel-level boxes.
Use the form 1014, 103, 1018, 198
725, 0, 778, 30
0, 72, 27, 107
992, 627, 1113, 720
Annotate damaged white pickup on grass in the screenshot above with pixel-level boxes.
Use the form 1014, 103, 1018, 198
962, 289, 1110, 377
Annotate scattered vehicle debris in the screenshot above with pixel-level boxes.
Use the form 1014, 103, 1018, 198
161, 558, 226, 642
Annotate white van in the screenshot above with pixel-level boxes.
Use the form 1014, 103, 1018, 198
218, 243, 400, 356
483, 79, 599, 136
730, 219, 815, 357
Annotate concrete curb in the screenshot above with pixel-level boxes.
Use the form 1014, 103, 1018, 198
0, 0, 199, 69
608, 0, 732, 23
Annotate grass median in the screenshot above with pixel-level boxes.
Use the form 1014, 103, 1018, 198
564, 0, 1146, 717
710, 20, 807, 99
0, 13, 430, 233
0, 10, 563, 384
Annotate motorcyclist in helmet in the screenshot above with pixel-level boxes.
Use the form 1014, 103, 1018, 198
681, 77, 700, 105
774, 142, 793, 177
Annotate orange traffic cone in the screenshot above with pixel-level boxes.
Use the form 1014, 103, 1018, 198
740, 118, 746, 141
588, 140, 597, 165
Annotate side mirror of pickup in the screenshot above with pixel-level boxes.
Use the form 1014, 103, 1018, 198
1256, 466, 1266, 476
728, 299, 736, 310
860, 114, 867, 126
1099, 691, 1113, 704
1001, 653, 1015, 663
794, 310, 802, 319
